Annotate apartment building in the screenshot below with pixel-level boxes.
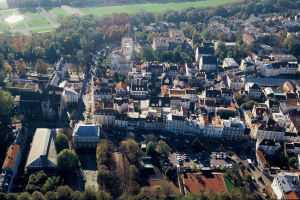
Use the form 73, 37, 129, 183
271, 172, 300, 199
93, 108, 116, 128
251, 124, 285, 141
222, 117, 245, 140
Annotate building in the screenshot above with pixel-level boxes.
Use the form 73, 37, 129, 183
130, 84, 148, 98
260, 62, 299, 77
205, 74, 215, 85
222, 117, 245, 140
199, 56, 218, 72
110, 51, 127, 65
195, 47, 214, 62
115, 82, 127, 95
265, 99, 280, 113
227, 74, 244, 91
73, 123, 100, 148
271, 54, 297, 62
121, 37, 133, 58
93, 108, 116, 128
19, 91, 42, 117
251, 124, 285, 141
245, 78, 294, 87
63, 88, 79, 104
245, 83, 262, 99
149, 97, 171, 115
26, 128, 58, 175
205, 90, 222, 103
256, 150, 270, 176
152, 29, 187, 51
94, 88, 112, 101
1, 144, 21, 193
41, 89, 66, 120
256, 139, 280, 155
271, 172, 300, 199
243, 33, 257, 47
222, 58, 239, 74
109, 64, 133, 76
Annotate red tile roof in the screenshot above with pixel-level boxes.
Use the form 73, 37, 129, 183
285, 81, 293, 89
115, 81, 127, 91
284, 191, 300, 199
244, 33, 255, 42
256, 150, 269, 168
2, 144, 20, 170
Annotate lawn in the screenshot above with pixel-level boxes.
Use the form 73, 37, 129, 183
12, 23, 26, 29
223, 176, 236, 191
28, 27, 56, 33
3, 10, 19, 15
0, 5, 8, 9
26, 18, 50, 27
51, 8, 69, 18
6, 82, 25, 88
19, 8, 39, 15
29, 14, 44, 19
41, 8, 50, 13
0, 24, 10, 30
79, 0, 240, 16
49, 17, 59, 24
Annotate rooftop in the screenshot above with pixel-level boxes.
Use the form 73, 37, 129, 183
73, 124, 100, 137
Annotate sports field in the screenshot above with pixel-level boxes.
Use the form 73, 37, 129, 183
79, 0, 240, 16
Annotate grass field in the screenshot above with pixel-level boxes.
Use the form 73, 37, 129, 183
26, 18, 50, 26
51, 8, 69, 18
12, 23, 26, 28
41, 8, 50, 13
19, 8, 39, 15
79, 0, 240, 16
29, 14, 44, 19
223, 176, 236, 192
3, 10, 19, 15
0, 5, 8, 9
49, 18, 59, 24
28, 27, 56, 33
0, 24, 10, 30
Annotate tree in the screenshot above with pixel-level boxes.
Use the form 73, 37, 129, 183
240, 164, 246, 171
258, 50, 264, 56
130, 165, 139, 180
97, 165, 109, 189
4, 62, 11, 73
96, 190, 112, 200
217, 32, 227, 42
35, 59, 48, 77
192, 163, 197, 172
140, 46, 154, 61
160, 182, 174, 198
134, 105, 140, 113
234, 92, 245, 105
0, 70, 5, 84
70, 110, 77, 120
42, 176, 60, 194
289, 157, 297, 167
57, 149, 78, 171
220, 165, 226, 171
145, 134, 157, 144
245, 100, 258, 110
138, 187, 152, 200
191, 138, 201, 152
244, 174, 252, 184
18, 192, 32, 200
54, 133, 69, 153
258, 176, 263, 182
6, 193, 18, 200
56, 186, 73, 200
81, 186, 97, 200
0, 193, 6, 200
146, 141, 155, 154
156, 140, 171, 155
32, 191, 45, 200
16, 58, 26, 76
165, 166, 175, 178
0, 87, 14, 121
70, 191, 81, 200
152, 186, 163, 200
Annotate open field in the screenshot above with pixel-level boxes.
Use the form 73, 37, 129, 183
28, 27, 56, 33
26, 18, 49, 26
0, 5, 8, 9
51, 7, 69, 18
223, 176, 236, 191
12, 23, 26, 28
0, 23, 10, 30
3, 10, 19, 15
49, 17, 59, 24
79, 0, 240, 16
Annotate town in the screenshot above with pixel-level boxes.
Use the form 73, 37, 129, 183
0, 0, 300, 199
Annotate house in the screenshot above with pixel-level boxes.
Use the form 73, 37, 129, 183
205, 74, 215, 85
222, 58, 239, 74
245, 83, 262, 99
109, 64, 133, 76
245, 78, 294, 87
73, 123, 100, 148
205, 90, 221, 103
195, 47, 214, 62
93, 108, 116, 128
149, 97, 171, 115
114, 98, 130, 113
260, 62, 298, 77
265, 99, 280, 113
284, 81, 294, 93
94, 88, 112, 101
26, 128, 59, 175
271, 172, 300, 199
130, 84, 148, 98
63, 88, 79, 104
110, 51, 127, 65
227, 74, 244, 91
131, 61, 144, 72
199, 56, 218, 72
115, 82, 127, 95
243, 33, 257, 47
256, 139, 280, 155
222, 117, 245, 140
152, 29, 187, 51
256, 150, 270, 176
128, 72, 151, 85
166, 114, 186, 134
204, 100, 216, 114
1, 144, 21, 193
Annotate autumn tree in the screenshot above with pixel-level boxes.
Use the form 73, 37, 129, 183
16, 58, 26, 76
218, 32, 227, 42
156, 140, 171, 155
97, 165, 109, 189
0, 88, 14, 122
35, 59, 48, 77
4, 62, 11, 73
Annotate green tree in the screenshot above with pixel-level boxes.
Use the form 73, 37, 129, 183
81, 186, 97, 200
0, 70, 6, 84
140, 46, 154, 61
192, 163, 197, 172
97, 165, 109, 189
246, 100, 258, 110
244, 174, 252, 184
96, 190, 112, 200
289, 157, 297, 167
130, 165, 140, 180
240, 164, 246, 171
44, 191, 56, 200
145, 134, 157, 144
234, 92, 245, 105
54, 133, 69, 153
56, 186, 73, 200
156, 140, 171, 155
160, 182, 174, 198
71, 191, 81, 200
42, 176, 60, 193
57, 149, 78, 171
6, 193, 18, 200
191, 138, 201, 152
146, 141, 155, 154
152, 186, 163, 200
32, 191, 45, 200
35, 59, 48, 77
138, 187, 152, 200
18, 192, 32, 200
70, 110, 77, 120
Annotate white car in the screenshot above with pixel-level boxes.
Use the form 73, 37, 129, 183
217, 154, 220, 159
177, 156, 182, 160
176, 153, 181, 156
229, 164, 233, 168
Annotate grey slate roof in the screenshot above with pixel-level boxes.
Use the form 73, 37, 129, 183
73, 124, 100, 137
202, 56, 218, 65
197, 47, 214, 55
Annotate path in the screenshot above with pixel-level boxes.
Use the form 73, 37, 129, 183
62, 6, 85, 16
0, 24, 60, 35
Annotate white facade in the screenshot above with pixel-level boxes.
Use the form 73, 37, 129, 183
260, 62, 299, 77
63, 89, 79, 104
